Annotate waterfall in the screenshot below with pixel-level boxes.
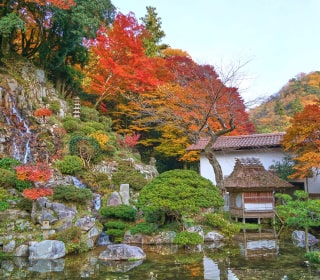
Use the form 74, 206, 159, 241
71, 176, 86, 188
71, 176, 101, 210
4, 93, 32, 163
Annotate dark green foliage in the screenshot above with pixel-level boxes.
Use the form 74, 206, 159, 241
69, 135, 101, 165
100, 205, 137, 221
0, 168, 16, 188
144, 208, 165, 224
269, 155, 295, 181
14, 179, 32, 192
111, 161, 147, 190
0, 201, 9, 211
0, 157, 20, 171
105, 228, 125, 243
173, 231, 203, 246
53, 185, 92, 203
138, 170, 224, 225
129, 222, 158, 235
16, 198, 32, 212
63, 119, 80, 132
55, 155, 83, 174
49, 100, 61, 114
104, 221, 126, 230
80, 107, 100, 122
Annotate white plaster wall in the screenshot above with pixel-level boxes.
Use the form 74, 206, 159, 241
200, 149, 320, 194
200, 148, 286, 185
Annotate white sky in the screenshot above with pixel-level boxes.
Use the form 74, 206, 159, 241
113, 0, 320, 104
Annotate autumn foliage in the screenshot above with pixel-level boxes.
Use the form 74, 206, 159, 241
23, 187, 53, 201
84, 13, 171, 109
25, 0, 75, 9
119, 133, 141, 150
15, 162, 53, 183
282, 103, 320, 178
34, 108, 52, 123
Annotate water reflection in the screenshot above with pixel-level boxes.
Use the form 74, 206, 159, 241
235, 231, 279, 258
0, 233, 319, 280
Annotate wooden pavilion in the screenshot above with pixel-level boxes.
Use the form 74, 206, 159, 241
224, 157, 294, 223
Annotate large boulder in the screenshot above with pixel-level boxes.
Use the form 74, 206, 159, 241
15, 244, 29, 257
204, 231, 224, 242
29, 240, 66, 260
99, 244, 146, 261
75, 216, 96, 231
107, 192, 122, 206
292, 230, 319, 248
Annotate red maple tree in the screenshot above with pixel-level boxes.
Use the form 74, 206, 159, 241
16, 162, 53, 223
34, 108, 52, 123
84, 12, 170, 109
15, 162, 53, 183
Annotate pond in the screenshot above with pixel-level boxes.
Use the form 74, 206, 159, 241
1, 231, 319, 280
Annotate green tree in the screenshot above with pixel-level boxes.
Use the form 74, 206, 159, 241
274, 100, 285, 116
37, 0, 116, 97
140, 6, 167, 57
137, 169, 224, 227
290, 96, 303, 115
276, 190, 320, 252
269, 155, 295, 181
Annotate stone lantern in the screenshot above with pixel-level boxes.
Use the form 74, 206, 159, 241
41, 220, 51, 239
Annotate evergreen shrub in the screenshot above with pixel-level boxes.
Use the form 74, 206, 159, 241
0, 169, 16, 188
129, 222, 158, 235
63, 119, 80, 132
100, 205, 137, 221
53, 185, 92, 203
14, 179, 32, 191
105, 221, 126, 229
55, 155, 83, 174
173, 231, 203, 246
111, 161, 147, 190
0, 157, 20, 170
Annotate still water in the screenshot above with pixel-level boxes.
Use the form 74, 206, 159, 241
1, 231, 320, 280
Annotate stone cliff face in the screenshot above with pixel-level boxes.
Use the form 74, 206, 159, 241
0, 61, 69, 162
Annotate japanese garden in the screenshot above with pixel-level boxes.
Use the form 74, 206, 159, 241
1, 1, 320, 279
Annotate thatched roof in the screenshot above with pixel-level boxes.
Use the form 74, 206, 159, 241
224, 158, 294, 191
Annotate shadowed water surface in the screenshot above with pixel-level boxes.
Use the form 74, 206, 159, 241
1, 233, 320, 280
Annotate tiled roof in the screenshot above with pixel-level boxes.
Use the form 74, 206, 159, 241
187, 132, 285, 151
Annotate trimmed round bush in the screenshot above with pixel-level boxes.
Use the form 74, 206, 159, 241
55, 155, 83, 174
63, 119, 80, 132
138, 169, 224, 225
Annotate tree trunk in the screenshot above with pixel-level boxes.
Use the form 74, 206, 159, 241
204, 134, 225, 194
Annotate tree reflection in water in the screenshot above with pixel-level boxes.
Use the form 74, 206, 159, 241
0, 231, 318, 280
